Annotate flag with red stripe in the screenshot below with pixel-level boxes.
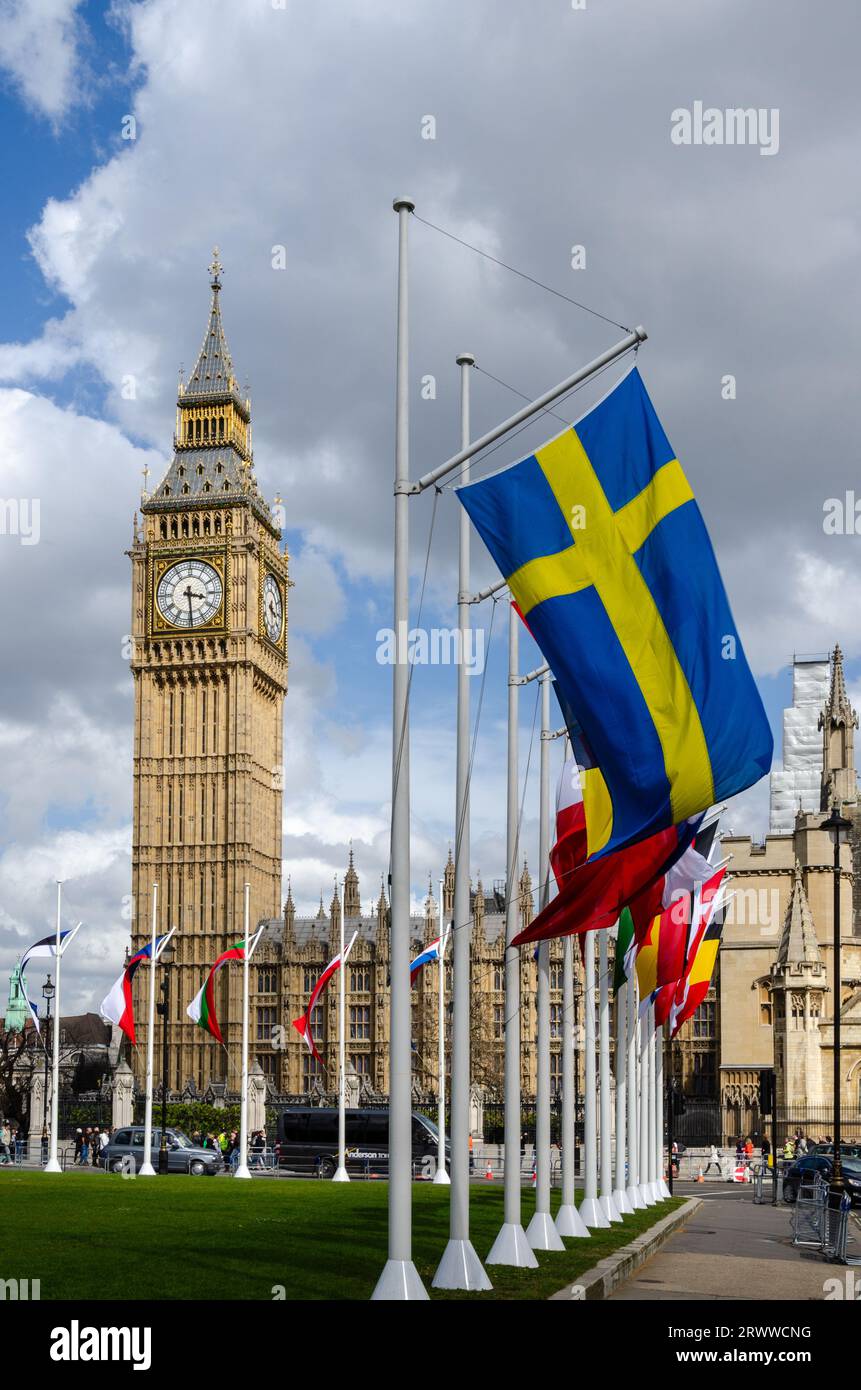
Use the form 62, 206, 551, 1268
292, 932, 358, 1063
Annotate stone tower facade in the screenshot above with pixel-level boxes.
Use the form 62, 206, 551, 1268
128, 253, 288, 1091
719, 644, 861, 1137
769, 863, 827, 1113
820, 644, 858, 811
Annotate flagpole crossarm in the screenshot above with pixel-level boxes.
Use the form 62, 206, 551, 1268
414, 326, 647, 495
246, 924, 266, 962
542, 726, 568, 741
468, 578, 508, 605
154, 925, 177, 959
59, 922, 84, 955
511, 662, 550, 687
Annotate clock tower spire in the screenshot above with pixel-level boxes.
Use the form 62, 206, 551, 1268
128, 253, 289, 1093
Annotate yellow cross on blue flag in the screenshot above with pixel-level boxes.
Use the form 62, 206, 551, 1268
457, 366, 772, 859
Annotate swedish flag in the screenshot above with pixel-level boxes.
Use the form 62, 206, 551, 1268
457, 367, 772, 857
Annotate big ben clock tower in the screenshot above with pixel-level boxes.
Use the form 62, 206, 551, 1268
128, 252, 288, 1091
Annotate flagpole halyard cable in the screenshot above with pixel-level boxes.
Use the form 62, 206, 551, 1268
388, 485, 441, 892
411, 213, 632, 334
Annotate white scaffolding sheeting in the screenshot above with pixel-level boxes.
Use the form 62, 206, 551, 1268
769, 658, 829, 833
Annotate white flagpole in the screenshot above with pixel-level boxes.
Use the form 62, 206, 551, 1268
527, 672, 564, 1251
234, 883, 254, 1181
647, 1003, 659, 1200
487, 603, 538, 1268
627, 978, 645, 1209
638, 1009, 654, 1204
613, 976, 633, 1214
334, 877, 350, 1183
580, 930, 607, 1227
433, 889, 450, 1186
598, 929, 622, 1222
434, 352, 489, 1288
44, 881, 64, 1173
656, 1020, 670, 1197
372, 196, 427, 1300
139, 882, 159, 1177
555, 933, 589, 1238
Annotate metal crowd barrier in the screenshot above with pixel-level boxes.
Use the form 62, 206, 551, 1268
791, 1174, 829, 1248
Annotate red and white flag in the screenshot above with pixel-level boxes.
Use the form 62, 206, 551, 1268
292, 931, 358, 1063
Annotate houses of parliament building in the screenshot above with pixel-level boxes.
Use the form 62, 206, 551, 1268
127, 258, 861, 1131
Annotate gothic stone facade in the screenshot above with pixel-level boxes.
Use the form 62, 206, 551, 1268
252, 855, 579, 1101
715, 646, 861, 1130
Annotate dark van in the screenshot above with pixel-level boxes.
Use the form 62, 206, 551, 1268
274, 1106, 449, 1179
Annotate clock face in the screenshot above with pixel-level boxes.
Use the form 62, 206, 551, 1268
263, 573, 283, 643
156, 559, 223, 629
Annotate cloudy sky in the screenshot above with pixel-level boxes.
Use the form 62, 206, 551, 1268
1, 0, 859, 1015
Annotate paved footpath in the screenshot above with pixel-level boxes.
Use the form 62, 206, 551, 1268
610, 1184, 858, 1301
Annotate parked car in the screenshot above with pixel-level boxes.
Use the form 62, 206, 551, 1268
274, 1107, 449, 1179
101, 1126, 220, 1176
781, 1153, 861, 1206
808, 1142, 861, 1160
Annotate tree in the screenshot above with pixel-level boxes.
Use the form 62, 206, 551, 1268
0, 1025, 37, 1125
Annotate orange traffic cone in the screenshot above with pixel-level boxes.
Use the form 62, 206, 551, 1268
696, 1167, 705, 1182
485, 1159, 494, 1181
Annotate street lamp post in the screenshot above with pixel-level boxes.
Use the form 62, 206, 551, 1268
820, 805, 852, 1211
156, 942, 174, 1175
42, 975, 55, 1161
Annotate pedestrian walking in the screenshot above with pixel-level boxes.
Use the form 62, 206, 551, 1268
73, 1128, 83, 1164
704, 1143, 722, 1176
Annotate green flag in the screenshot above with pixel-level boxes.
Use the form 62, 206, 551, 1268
613, 907, 636, 993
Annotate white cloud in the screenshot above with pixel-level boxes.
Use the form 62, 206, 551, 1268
0, 0, 86, 122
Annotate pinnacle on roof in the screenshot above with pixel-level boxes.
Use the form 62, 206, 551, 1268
182, 247, 242, 402
825, 644, 856, 725
776, 861, 823, 969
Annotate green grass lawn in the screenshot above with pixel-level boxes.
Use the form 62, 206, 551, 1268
0, 1171, 682, 1301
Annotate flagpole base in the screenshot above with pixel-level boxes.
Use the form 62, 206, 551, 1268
613, 1186, 634, 1215
639, 1183, 657, 1206
233, 1164, 252, 1180
43, 1158, 61, 1174
138, 1161, 156, 1177
579, 1196, 610, 1229
627, 1182, 646, 1210
658, 1178, 671, 1199
432, 1166, 451, 1185
332, 1166, 350, 1183
370, 1259, 430, 1301
432, 1238, 493, 1290
600, 1192, 624, 1224
555, 1202, 591, 1238
526, 1210, 565, 1251
486, 1222, 539, 1268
